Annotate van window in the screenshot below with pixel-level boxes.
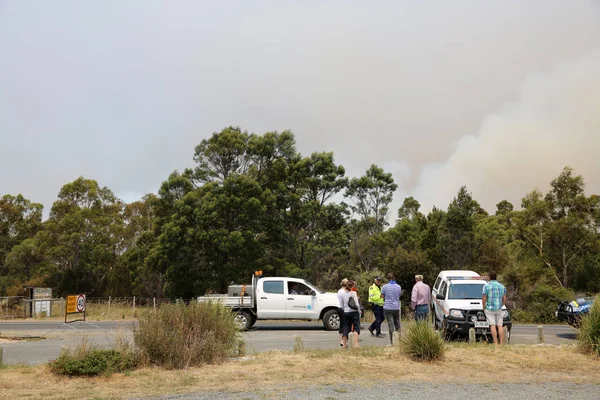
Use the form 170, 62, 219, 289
263, 281, 284, 294
434, 277, 442, 291
440, 282, 448, 298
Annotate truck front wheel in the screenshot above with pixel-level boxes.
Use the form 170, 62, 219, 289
234, 311, 253, 331
323, 309, 341, 331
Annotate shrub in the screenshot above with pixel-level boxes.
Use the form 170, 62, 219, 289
134, 301, 243, 369
50, 349, 136, 377
577, 295, 600, 357
521, 284, 575, 324
399, 321, 446, 362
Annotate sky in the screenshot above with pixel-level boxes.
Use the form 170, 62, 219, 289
1, 1, 600, 218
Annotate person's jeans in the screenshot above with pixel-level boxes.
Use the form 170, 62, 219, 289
415, 304, 429, 322
369, 304, 384, 335
337, 307, 346, 334
342, 311, 361, 338
384, 309, 400, 344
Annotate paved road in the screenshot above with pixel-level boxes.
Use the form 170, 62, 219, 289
0, 320, 577, 365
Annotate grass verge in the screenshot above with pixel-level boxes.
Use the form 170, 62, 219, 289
1, 344, 598, 400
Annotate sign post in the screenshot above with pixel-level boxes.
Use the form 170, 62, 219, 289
65, 294, 86, 323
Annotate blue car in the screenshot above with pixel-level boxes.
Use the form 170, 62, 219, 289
556, 297, 594, 327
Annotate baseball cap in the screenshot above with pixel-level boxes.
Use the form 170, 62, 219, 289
374, 276, 383, 280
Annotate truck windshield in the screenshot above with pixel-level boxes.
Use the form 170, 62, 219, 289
302, 280, 325, 294
448, 284, 484, 300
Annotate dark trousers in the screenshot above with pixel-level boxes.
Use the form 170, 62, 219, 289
342, 311, 361, 338
384, 309, 401, 344
337, 308, 345, 334
415, 304, 429, 322
369, 304, 384, 335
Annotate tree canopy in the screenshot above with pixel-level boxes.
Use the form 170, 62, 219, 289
1, 126, 598, 322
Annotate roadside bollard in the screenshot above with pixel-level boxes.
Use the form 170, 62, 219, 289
0, 346, 3, 366
392, 331, 400, 347
469, 328, 476, 343
537, 325, 544, 344
348, 332, 355, 349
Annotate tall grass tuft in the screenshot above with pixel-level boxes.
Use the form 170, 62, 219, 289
399, 321, 446, 362
49, 335, 136, 377
134, 301, 243, 369
577, 295, 600, 357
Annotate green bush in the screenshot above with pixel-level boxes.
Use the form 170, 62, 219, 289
399, 320, 446, 362
134, 301, 243, 369
50, 349, 136, 377
521, 284, 575, 324
577, 295, 600, 357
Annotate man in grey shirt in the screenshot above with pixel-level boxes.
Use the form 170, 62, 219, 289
381, 272, 402, 345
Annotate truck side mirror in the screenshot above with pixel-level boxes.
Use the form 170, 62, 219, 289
436, 293, 445, 300
309, 290, 316, 296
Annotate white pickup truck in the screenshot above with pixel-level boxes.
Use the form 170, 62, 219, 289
197, 271, 342, 331
431, 270, 512, 341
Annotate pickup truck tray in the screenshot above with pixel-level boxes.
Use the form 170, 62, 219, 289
197, 295, 253, 308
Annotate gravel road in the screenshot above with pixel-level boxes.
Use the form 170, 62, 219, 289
134, 382, 600, 400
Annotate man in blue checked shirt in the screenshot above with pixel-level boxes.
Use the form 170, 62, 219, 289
482, 271, 507, 345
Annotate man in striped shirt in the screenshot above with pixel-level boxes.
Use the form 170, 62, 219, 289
482, 271, 507, 345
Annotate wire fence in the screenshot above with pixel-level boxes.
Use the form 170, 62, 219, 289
0, 296, 198, 320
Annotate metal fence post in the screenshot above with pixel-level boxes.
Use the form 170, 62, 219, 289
468, 328, 476, 343
0, 346, 3, 366
153, 297, 156, 310
133, 296, 136, 316
108, 296, 111, 318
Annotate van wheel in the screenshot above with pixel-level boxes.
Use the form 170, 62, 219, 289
234, 311, 253, 331
323, 309, 340, 331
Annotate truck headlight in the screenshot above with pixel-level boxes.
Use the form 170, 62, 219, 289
449, 309, 465, 319
502, 309, 510, 319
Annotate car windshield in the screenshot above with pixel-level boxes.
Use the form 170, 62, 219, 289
302, 280, 325, 294
448, 284, 484, 300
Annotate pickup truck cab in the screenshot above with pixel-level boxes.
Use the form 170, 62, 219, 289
431, 270, 512, 341
198, 272, 341, 331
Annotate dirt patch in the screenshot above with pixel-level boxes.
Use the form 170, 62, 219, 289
0, 335, 44, 343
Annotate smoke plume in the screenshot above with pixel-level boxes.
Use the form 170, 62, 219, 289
411, 48, 600, 212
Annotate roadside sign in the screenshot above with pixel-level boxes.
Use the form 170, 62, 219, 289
76, 294, 86, 312
65, 293, 87, 323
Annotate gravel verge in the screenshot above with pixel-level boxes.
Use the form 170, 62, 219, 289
133, 382, 600, 400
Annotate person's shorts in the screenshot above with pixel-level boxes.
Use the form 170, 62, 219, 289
484, 309, 503, 326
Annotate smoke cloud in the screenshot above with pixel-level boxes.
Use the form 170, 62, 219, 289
411, 48, 600, 213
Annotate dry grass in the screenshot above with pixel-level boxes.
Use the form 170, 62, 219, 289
0, 344, 598, 399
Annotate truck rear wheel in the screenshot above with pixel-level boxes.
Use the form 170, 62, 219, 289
323, 309, 340, 331
234, 311, 253, 331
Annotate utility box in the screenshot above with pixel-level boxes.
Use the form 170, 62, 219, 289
23, 287, 53, 317
228, 285, 252, 297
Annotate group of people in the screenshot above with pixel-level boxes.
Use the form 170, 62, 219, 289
337, 273, 429, 348
337, 271, 509, 348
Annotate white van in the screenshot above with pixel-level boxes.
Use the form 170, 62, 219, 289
431, 270, 512, 341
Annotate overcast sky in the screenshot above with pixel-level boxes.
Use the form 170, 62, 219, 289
2, 1, 600, 217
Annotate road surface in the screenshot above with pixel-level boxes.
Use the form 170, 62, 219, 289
0, 320, 577, 365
